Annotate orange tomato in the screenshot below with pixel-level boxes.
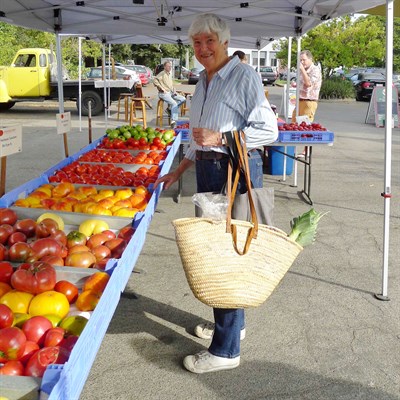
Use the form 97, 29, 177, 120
76, 290, 102, 311
83, 272, 110, 293
129, 194, 146, 209
134, 185, 148, 196
28, 291, 70, 319
52, 182, 75, 198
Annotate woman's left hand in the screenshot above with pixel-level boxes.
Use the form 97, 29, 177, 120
192, 127, 221, 147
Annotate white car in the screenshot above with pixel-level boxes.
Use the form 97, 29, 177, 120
87, 66, 141, 86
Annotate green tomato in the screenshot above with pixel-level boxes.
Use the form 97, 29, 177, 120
108, 131, 119, 139
123, 131, 132, 139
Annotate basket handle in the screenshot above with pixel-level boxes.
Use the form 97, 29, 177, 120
225, 130, 258, 255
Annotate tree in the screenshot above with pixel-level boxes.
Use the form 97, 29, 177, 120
275, 15, 388, 79
0, 22, 193, 77
0, 22, 54, 65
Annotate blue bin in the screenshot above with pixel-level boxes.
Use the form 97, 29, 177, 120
268, 146, 295, 175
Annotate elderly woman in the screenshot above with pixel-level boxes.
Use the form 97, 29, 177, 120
155, 14, 278, 374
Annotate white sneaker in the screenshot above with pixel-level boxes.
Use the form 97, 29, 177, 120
183, 350, 240, 374
170, 120, 176, 129
194, 322, 246, 340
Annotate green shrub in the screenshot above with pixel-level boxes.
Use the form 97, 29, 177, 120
320, 76, 355, 99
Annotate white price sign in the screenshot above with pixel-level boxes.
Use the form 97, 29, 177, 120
0, 125, 22, 157
56, 112, 71, 134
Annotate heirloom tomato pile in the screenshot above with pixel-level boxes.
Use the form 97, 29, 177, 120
13, 183, 151, 218
0, 208, 136, 270
0, 207, 135, 377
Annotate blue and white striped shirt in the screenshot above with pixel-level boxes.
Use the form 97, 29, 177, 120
185, 56, 278, 162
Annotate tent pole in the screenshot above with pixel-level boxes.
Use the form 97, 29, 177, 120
55, 33, 69, 158
55, 33, 64, 116
78, 36, 82, 132
286, 37, 292, 123
108, 43, 111, 118
375, 0, 393, 301
102, 43, 108, 127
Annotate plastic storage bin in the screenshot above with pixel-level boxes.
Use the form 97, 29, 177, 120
268, 146, 295, 175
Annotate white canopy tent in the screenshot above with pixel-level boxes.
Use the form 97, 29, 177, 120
0, 0, 395, 299
0, 1, 388, 47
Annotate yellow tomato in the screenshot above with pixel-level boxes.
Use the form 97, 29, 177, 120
29, 291, 70, 319
112, 208, 139, 218
0, 290, 34, 313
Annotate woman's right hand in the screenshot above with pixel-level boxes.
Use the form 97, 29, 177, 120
153, 171, 179, 190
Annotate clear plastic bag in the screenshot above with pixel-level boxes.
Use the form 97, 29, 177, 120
192, 192, 228, 220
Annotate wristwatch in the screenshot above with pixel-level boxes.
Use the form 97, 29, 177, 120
221, 133, 227, 146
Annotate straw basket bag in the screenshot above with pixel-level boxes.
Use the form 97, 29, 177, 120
172, 131, 303, 309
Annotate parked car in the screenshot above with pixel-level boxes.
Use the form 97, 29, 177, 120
354, 72, 386, 101
155, 64, 164, 75
123, 65, 149, 86
280, 70, 297, 81
255, 66, 278, 85
87, 66, 141, 86
144, 66, 153, 82
175, 66, 190, 79
188, 67, 204, 85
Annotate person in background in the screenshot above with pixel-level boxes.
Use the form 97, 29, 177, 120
292, 50, 322, 122
153, 60, 186, 128
232, 50, 248, 63
154, 14, 278, 374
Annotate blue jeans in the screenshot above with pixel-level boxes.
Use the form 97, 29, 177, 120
158, 92, 186, 121
195, 150, 263, 358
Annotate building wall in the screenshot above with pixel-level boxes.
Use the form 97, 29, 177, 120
229, 42, 279, 70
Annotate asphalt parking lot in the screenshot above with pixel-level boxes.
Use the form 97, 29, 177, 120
1, 85, 399, 400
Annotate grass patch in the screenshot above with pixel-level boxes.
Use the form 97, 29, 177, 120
320, 76, 355, 100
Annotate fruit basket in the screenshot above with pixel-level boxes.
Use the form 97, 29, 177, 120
278, 131, 334, 143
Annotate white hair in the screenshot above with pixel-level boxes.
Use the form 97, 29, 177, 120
188, 14, 230, 45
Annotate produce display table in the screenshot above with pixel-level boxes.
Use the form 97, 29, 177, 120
174, 122, 334, 205
266, 129, 334, 204
0, 132, 181, 400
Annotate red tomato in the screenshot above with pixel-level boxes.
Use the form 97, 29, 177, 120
91, 245, 111, 262
104, 238, 127, 259
14, 219, 37, 238
0, 208, 18, 226
0, 360, 25, 376
0, 304, 14, 329
19, 340, 40, 365
59, 335, 79, 353
54, 280, 79, 304
22, 316, 53, 346
43, 327, 66, 347
41, 255, 64, 266
0, 224, 14, 245
35, 218, 59, 238
0, 245, 10, 263
117, 226, 135, 242
30, 237, 63, 260
8, 242, 34, 263
0, 261, 13, 284
11, 261, 56, 294
100, 230, 116, 241
7, 231, 27, 246
86, 233, 109, 249
24, 346, 70, 377
0, 327, 27, 362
